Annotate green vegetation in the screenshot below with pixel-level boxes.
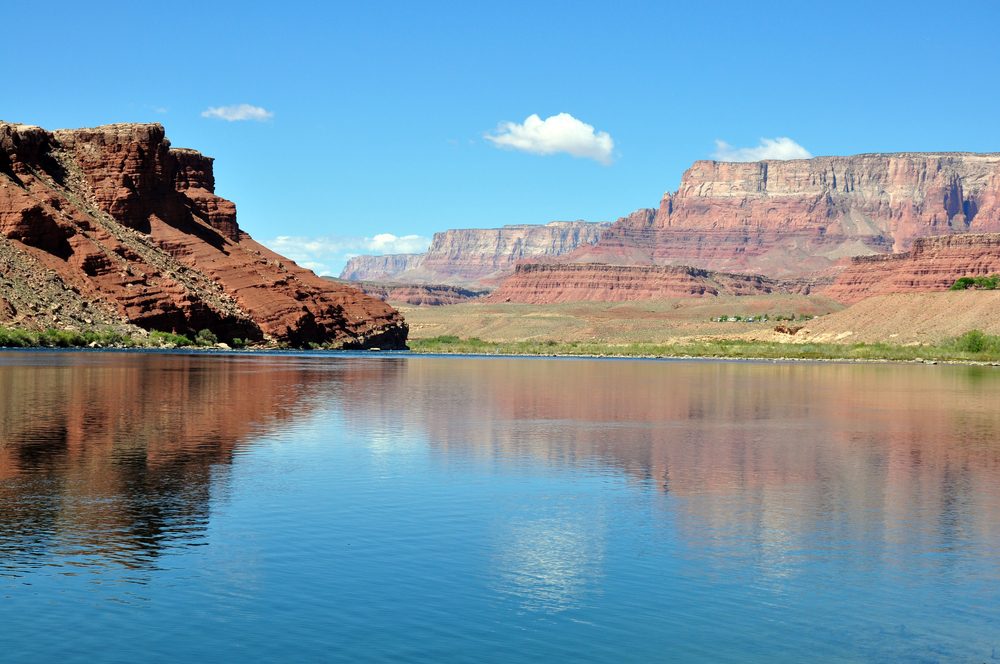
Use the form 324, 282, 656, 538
410, 332, 1000, 363
0, 326, 249, 350
0, 327, 136, 348
149, 331, 193, 346
950, 274, 1000, 290
194, 329, 219, 346
710, 313, 817, 323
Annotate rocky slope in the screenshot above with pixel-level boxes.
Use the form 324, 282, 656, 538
340, 221, 608, 286
487, 262, 816, 304
563, 153, 1000, 278
0, 121, 406, 347
790, 291, 1000, 343
824, 233, 1000, 303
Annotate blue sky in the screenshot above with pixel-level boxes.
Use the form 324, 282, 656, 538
5, 0, 1000, 274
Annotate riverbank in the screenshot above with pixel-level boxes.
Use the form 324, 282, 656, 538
408, 332, 1000, 364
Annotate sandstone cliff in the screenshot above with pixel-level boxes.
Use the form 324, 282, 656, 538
824, 233, 1000, 303
325, 278, 488, 306
567, 153, 1000, 278
487, 262, 813, 304
340, 221, 608, 286
0, 122, 406, 347
340, 253, 425, 281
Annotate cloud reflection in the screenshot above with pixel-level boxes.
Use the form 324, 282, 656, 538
493, 514, 605, 613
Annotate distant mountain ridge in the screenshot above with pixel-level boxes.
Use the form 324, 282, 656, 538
340, 220, 609, 286
569, 153, 1000, 278
344, 152, 1000, 302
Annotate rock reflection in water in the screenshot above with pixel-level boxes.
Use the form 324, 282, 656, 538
0, 352, 336, 574
339, 358, 1000, 602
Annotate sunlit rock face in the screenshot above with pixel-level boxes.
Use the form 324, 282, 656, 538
0, 121, 406, 347
486, 262, 816, 304
340, 221, 609, 287
570, 154, 1000, 279
825, 232, 1000, 302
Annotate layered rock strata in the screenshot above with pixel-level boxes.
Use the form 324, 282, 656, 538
562, 154, 1000, 278
0, 121, 406, 347
340, 221, 609, 286
338, 280, 488, 306
824, 233, 1000, 303
487, 262, 813, 304
340, 253, 425, 282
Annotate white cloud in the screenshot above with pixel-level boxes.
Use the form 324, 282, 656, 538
263, 233, 432, 276
366, 233, 430, 253
201, 104, 274, 122
712, 137, 811, 162
485, 112, 614, 165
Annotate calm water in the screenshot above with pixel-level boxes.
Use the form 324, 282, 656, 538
1, 351, 999, 662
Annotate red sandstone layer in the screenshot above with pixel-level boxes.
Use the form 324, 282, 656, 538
487, 262, 815, 304
0, 122, 406, 347
563, 154, 1000, 279
824, 233, 1000, 303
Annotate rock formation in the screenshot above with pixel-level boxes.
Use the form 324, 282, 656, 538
340, 253, 425, 282
487, 262, 813, 304
824, 233, 1000, 303
325, 278, 487, 306
339, 221, 609, 286
570, 154, 1000, 279
0, 121, 406, 347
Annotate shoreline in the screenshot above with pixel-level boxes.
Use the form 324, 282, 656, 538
3, 325, 1000, 365
405, 334, 1000, 365
407, 349, 1000, 367
2, 344, 999, 368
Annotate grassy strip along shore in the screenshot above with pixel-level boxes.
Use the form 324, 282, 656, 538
0, 327, 241, 350
410, 331, 1000, 364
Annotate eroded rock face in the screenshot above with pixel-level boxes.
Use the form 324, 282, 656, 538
340, 221, 609, 286
824, 233, 1000, 303
0, 121, 406, 347
568, 154, 1000, 278
486, 262, 811, 304
335, 280, 488, 306
340, 253, 425, 282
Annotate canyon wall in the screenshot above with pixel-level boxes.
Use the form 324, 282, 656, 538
340, 221, 609, 286
0, 122, 406, 347
824, 233, 1000, 303
326, 278, 488, 306
340, 253, 425, 281
571, 154, 1000, 278
487, 262, 810, 304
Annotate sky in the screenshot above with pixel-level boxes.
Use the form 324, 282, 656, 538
5, 0, 1000, 275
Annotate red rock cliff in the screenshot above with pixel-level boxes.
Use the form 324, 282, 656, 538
487, 262, 810, 304
0, 122, 407, 347
340, 220, 609, 286
569, 153, 1000, 278
824, 232, 1000, 303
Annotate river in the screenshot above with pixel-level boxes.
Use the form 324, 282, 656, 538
1, 351, 998, 662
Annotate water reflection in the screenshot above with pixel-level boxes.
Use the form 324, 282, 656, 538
2, 352, 999, 659
0, 352, 338, 574
492, 514, 606, 613
336, 358, 1000, 610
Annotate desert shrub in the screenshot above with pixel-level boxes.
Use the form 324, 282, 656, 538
0, 327, 37, 347
194, 329, 218, 346
952, 330, 1000, 353
230, 337, 246, 349
150, 331, 193, 346
38, 329, 85, 347
951, 274, 1000, 290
